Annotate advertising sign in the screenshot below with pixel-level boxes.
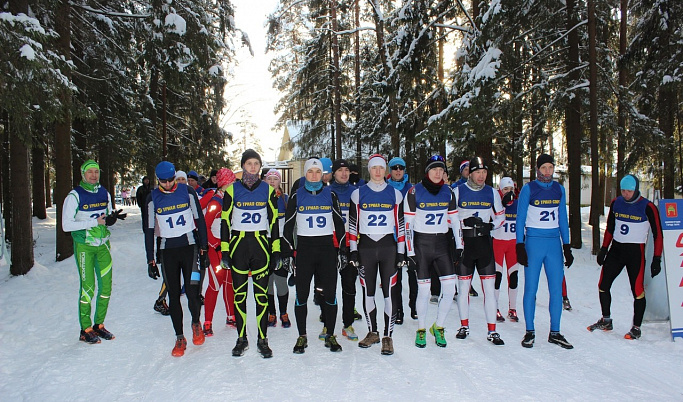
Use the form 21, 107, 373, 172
659, 199, 683, 340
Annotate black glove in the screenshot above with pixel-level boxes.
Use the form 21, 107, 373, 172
516, 243, 528, 267
463, 216, 483, 228
453, 248, 463, 266
282, 257, 292, 273
221, 251, 231, 270
396, 253, 408, 268
563, 244, 574, 267
337, 251, 349, 272
199, 248, 208, 269
651, 256, 661, 278
407, 254, 418, 268
148, 262, 160, 279
269, 252, 281, 272
105, 209, 127, 226
349, 250, 359, 267
502, 191, 514, 205
596, 247, 608, 266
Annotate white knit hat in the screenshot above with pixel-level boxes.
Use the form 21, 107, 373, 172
499, 177, 514, 190
304, 158, 323, 174
367, 154, 387, 171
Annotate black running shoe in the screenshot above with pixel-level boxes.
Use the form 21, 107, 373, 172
257, 338, 273, 358
469, 286, 478, 297
410, 309, 418, 320
624, 326, 641, 340
496, 310, 506, 323
395, 309, 404, 325
455, 326, 469, 339
548, 332, 573, 349
92, 324, 115, 340
287, 274, 295, 287
521, 331, 535, 348
293, 335, 308, 354
154, 299, 170, 316
79, 329, 101, 344
487, 332, 505, 345
232, 337, 249, 356
587, 318, 613, 332
562, 296, 572, 311
325, 335, 342, 352
353, 308, 363, 321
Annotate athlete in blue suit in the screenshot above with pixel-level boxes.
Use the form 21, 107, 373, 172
516, 154, 574, 349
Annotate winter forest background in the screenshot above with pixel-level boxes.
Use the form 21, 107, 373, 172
0, 0, 681, 275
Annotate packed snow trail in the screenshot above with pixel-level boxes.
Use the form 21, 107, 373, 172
1, 206, 682, 400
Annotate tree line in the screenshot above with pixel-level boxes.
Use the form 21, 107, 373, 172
267, 0, 682, 252
1, 0, 241, 274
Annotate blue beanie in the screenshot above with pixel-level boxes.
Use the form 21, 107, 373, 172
187, 170, 199, 181
320, 157, 333, 174
388, 157, 406, 168
155, 161, 176, 180
620, 175, 638, 191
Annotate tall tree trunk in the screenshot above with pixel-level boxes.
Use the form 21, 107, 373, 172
369, 0, 400, 155
566, 0, 582, 249
616, 0, 628, 183
45, 137, 52, 208
354, 0, 361, 166
330, 0, 343, 159
1, 111, 10, 244
9, 0, 34, 275
588, 0, 601, 254
54, 0, 73, 261
32, 136, 47, 219
9, 124, 34, 275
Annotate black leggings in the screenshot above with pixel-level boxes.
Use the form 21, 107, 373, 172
229, 234, 270, 339
599, 241, 647, 326
414, 232, 455, 280
340, 263, 358, 328
358, 235, 398, 337
457, 236, 495, 276
294, 239, 338, 336
161, 245, 201, 336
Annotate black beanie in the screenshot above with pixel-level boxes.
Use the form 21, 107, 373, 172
241, 149, 262, 167
332, 159, 349, 173
536, 154, 554, 168
468, 156, 488, 173
209, 169, 218, 178
349, 163, 359, 173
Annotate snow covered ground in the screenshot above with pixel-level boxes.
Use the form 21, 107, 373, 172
1, 205, 682, 401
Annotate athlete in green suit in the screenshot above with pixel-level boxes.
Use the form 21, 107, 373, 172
62, 160, 126, 344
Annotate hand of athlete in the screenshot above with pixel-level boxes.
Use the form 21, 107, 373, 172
516, 243, 528, 267
148, 261, 160, 279
282, 257, 292, 273
221, 252, 231, 270
453, 248, 463, 266
463, 216, 483, 228
97, 214, 106, 226
349, 251, 359, 267
596, 247, 608, 266
396, 253, 408, 269
337, 251, 348, 272
105, 209, 126, 226
269, 252, 281, 272
651, 256, 661, 278
563, 244, 574, 267
502, 191, 514, 205
407, 254, 417, 269
199, 248, 208, 270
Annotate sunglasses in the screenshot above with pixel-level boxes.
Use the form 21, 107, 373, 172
390, 165, 405, 171
429, 155, 446, 162
158, 177, 176, 183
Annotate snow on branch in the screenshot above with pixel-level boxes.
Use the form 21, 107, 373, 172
68, 2, 150, 19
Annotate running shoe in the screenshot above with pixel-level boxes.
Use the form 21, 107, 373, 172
381, 337, 394, 355
342, 325, 358, 341
172, 337, 187, 357
496, 310, 506, 322
203, 322, 213, 336
430, 323, 447, 347
415, 329, 427, 348
280, 314, 291, 328
507, 309, 519, 322
318, 326, 327, 340
79, 328, 101, 344
587, 317, 613, 332
232, 337, 249, 356
487, 331, 505, 345
191, 322, 205, 345
257, 338, 273, 358
293, 336, 308, 354
268, 314, 277, 327
324, 335, 342, 352
154, 299, 170, 316
521, 331, 535, 348
92, 324, 115, 340
562, 296, 572, 311
358, 331, 380, 348
455, 326, 469, 339
624, 326, 641, 340
548, 332, 573, 349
